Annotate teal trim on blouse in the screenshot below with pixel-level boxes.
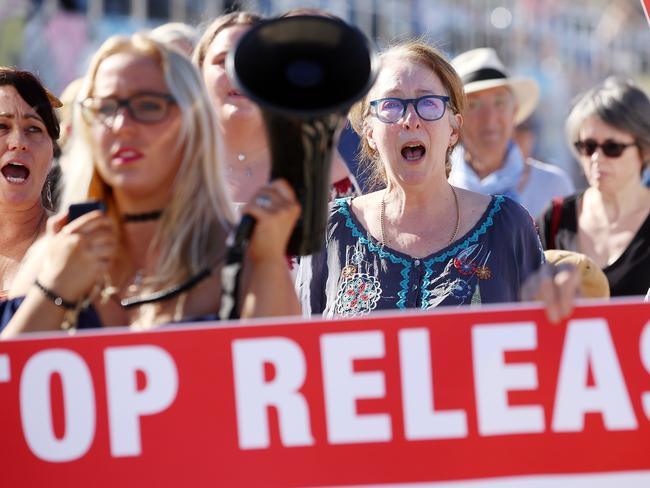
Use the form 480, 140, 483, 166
420, 195, 504, 308
338, 200, 413, 308
335, 195, 505, 310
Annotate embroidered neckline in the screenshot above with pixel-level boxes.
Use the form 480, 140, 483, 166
336, 195, 505, 310
336, 195, 504, 263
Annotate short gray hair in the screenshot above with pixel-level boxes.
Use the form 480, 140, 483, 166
566, 77, 650, 169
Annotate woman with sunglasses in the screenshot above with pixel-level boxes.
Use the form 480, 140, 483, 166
538, 77, 650, 297
296, 41, 570, 318
1, 33, 300, 336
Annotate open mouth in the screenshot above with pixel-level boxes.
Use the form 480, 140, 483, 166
401, 143, 426, 161
112, 147, 143, 164
228, 89, 243, 97
1, 163, 30, 184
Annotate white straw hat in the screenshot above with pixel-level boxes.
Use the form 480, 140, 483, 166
451, 47, 539, 125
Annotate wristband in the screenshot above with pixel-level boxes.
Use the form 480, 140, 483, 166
34, 280, 78, 310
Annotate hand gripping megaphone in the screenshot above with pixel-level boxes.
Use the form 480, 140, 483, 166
226, 15, 378, 256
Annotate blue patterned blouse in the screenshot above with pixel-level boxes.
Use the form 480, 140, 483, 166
297, 195, 544, 318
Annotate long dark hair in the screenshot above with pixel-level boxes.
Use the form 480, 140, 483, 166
0, 68, 61, 141
0, 67, 62, 210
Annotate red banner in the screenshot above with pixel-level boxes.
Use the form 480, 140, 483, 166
1, 301, 649, 487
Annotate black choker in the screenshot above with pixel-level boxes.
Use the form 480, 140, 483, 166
122, 210, 163, 222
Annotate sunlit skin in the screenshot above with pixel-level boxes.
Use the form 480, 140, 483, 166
200, 24, 270, 205
461, 86, 517, 178
1, 40, 302, 337
201, 25, 264, 127
0, 85, 52, 292
577, 115, 643, 195
349, 54, 477, 261
355, 54, 579, 322
200, 22, 354, 205
91, 52, 182, 213
0, 85, 53, 209
365, 56, 461, 190
575, 114, 650, 269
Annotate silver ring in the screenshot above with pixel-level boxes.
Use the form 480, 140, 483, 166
255, 194, 272, 209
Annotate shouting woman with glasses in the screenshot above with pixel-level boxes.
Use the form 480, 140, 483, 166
538, 77, 650, 297
297, 41, 551, 317
1, 33, 300, 336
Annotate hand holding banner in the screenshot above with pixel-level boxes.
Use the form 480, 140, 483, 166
0, 301, 649, 487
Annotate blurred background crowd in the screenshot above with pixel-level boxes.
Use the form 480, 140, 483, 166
1, 0, 648, 336
2, 0, 649, 188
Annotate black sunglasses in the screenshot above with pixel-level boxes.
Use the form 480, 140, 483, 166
574, 139, 637, 158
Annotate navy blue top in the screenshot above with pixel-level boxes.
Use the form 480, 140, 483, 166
0, 297, 220, 332
297, 195, 544, 318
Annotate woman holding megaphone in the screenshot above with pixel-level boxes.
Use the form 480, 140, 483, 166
193, 11, 359, 211
1, 33, 300, 337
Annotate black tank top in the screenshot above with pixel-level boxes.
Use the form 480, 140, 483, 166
538, 192, 650, 297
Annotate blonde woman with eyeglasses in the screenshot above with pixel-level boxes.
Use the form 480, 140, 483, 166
1, 33, 300, 336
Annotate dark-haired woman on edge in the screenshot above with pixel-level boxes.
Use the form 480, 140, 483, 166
1, 34, 300, 337
0, 68, 61, 300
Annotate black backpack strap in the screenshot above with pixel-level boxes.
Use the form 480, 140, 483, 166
549, 197, 564, 248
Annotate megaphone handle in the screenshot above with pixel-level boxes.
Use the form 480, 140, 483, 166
219, 214, 257, 320
232, 214, 257, 251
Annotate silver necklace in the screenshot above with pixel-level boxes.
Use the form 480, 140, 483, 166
229, 154, 253, 178
228, 154, 253, 178
379, 185, 460, 248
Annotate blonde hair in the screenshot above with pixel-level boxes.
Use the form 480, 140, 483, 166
149, 22, 199, 56
56, 77, 83, 151
349, 40, 466, 189
193, 11, 262, 70
63, 33, 234, 288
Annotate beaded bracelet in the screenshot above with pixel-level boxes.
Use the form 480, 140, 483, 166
34, 280, 78, 310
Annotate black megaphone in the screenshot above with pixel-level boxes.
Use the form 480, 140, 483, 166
226, 15, 378, 256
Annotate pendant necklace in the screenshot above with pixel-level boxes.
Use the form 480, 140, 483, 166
230, 148, 269, 179
238, 153, 252, 178
230, 153, 252, 178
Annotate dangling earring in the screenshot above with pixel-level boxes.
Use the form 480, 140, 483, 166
445, 145, 454, 178
446, 144, 455, 162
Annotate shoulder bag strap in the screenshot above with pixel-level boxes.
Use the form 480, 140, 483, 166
549, 196, 564, 248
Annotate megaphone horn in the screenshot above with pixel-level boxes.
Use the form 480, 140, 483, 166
226, 15, 378, 256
